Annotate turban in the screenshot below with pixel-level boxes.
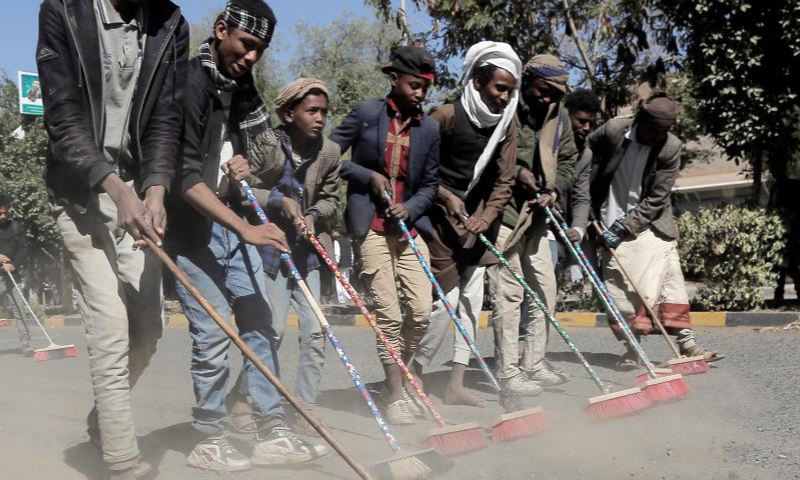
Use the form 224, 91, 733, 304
273, 78, 328, 117
524, 54, 569, 93
640, 91, 679, 127
222, 1, 276, 46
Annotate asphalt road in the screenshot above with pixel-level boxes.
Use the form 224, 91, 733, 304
0, 322, 797, 480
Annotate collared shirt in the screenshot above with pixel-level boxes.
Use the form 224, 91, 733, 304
601, 125, 651, 227
95, 0, 145, 172
370, 96, 422, 236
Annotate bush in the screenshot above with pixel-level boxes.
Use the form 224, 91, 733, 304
677, 204, 785, 311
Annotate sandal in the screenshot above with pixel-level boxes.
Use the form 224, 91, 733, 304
681, 345, 726, 363
614, 351, 641, 371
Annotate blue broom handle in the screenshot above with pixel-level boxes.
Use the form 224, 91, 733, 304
543, 205, 658, 378
383, 192, 502, 393
466, 220, 610, 394
241, 180, 400, 452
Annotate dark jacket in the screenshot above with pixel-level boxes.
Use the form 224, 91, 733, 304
330, 98, 440, 239
37, 0, 189, 208
586, 117, 683, 240
0, 221, 27, 268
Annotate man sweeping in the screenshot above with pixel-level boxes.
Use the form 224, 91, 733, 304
580, 91, 725, 368
38, 0, 188, 477
414, 41, 520, 407
0, 195, 33, 356
489, 54, 578, 397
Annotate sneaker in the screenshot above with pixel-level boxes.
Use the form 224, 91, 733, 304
527, 368, 569, 387
187, 433, 252, 471
501, 373, 543, 397
251, 426, 329, 466
385, 399, 415, 425
226, 396, 258, 434
615, 350, 642, 371
403, 388, 424, 417
108, 460, 152, 479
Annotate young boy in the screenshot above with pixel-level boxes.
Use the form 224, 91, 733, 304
331, 46, 440, 425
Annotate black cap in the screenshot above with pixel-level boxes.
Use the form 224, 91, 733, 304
381, 46, 435, 81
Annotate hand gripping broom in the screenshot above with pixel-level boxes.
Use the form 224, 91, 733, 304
383, 192, 489, 456
542, 206, 689, 404
589, 220, 708, 378
4, 269, 78, 361
238, 181, 405, 459
465, 213, 649, 423
142, 237, 375, 480
302, 229, 453, 479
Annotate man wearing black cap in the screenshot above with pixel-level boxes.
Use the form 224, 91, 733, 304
331, 45, 440, 425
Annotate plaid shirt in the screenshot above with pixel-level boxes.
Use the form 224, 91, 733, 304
370, 96, 422, 236
259, 138, 320, 278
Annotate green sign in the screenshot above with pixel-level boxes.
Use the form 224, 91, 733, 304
18, 71, 43, 116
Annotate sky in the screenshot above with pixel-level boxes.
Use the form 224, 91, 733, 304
1, 0, 429, 77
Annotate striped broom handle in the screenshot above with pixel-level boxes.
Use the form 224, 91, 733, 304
383, 192, 502, 393
466, 221, 610, 394
542, 205, 658, 378
303, 230, 448, 427
240, 180, 399, 452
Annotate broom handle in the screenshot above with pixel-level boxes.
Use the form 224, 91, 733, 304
239, 181, 399, 453
540, 205, 657, 377
464, 217, 610, 394
142, 237, 375, 480
591, 220, 682, 358
304, 231, 448, 427
383, 192, 502, 393
4, 268, 55, 345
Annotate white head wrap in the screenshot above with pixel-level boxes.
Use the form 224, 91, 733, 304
459, 41, 522, 195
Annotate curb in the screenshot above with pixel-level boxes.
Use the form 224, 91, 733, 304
27, 310, 800, 329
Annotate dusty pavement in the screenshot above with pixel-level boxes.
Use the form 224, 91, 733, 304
0, 322, 798, 480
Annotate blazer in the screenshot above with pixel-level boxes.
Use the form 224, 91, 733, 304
330, 98, 440, 239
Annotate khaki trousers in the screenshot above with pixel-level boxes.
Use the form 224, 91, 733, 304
55, 185, 163, 469
360, 229, 431, 364
489, 219, 557, 379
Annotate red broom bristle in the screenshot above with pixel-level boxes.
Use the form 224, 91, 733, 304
641, 374, 690, 404
585, 387, 652, 420
635, 368, 674, 384
667, 356, 709, 376
423, 424, 487, 456
491, 407, 549, 442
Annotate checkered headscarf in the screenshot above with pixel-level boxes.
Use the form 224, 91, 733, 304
221, 1, 275, 46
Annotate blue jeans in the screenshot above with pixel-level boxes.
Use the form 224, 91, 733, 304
266, 267, 325, 406
170, 223, 284, 436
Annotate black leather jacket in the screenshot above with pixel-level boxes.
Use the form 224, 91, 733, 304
37, 0, 189, 208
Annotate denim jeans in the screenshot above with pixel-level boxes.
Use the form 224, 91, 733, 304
266, 267, 325, 406
170, 223, 284, 436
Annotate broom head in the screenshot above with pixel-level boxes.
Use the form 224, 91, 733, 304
585, 387, 651, 420
33, 343, 79, 362
491, 407, 548, 442
641, 374, 689, 404
423, 423, 487, 456
0, 318, 8, 327
371, 449, 453, 480
666, 355, 709, 376
635, 367, 674, 384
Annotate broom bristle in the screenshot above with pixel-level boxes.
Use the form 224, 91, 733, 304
423, 423, 487, 456
387, 455, 432, 480
491, 407, 548, 442
635, 367, 674, 384
667, 355, 709, 375
0, 319, 8, 327
641, 374, 690, 404
372, 449, 453, 480
33, 344, 79, 362
585, 387, 652, 420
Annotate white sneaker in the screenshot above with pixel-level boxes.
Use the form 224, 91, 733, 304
251, 426, 329, 465
187, 433, 252, 471
528, 368, 569, 387
386, 399, 415, 425
403, 388, 425, 417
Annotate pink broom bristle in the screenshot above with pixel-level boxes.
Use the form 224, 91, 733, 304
641, 374, 690, 404
667, 356, 709, 376
423, 423, 487, 456
585, 387, 652, 420
491, 407, 549, 442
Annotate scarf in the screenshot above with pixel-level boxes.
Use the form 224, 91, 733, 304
221, 1, 275, 46
524, 54, 569, 93
460, 41, 522, 195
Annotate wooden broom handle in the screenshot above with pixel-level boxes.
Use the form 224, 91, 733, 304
143, 237, 375, 480
592, 221, 683, 357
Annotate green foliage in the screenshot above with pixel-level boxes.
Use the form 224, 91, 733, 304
677, 205, 785, 311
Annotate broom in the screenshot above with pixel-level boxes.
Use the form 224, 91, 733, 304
238, 181, 404, 458
382, 192, 489, 455
243, 184, 451, 478
142, 237, 375, 480
4, 269, 78, 361
591, 221, 708, 378
543, 207, 688, 403
467, 214, 649, 423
